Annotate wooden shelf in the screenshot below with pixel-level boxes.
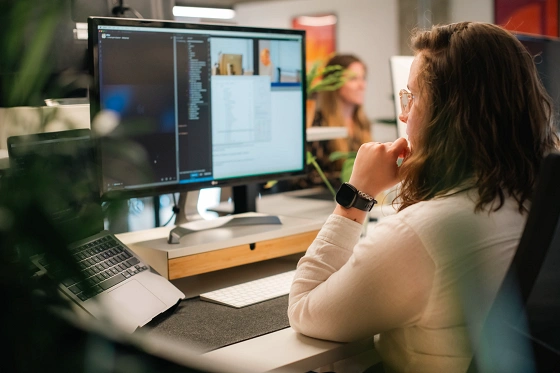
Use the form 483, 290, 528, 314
168, 230, 318, 279
117, 213, 323, 280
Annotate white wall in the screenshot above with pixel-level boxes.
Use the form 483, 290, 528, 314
449, 0, 493, 23
233, 0, 400, 122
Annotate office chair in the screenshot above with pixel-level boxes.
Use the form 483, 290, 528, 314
467, 151, 560, 373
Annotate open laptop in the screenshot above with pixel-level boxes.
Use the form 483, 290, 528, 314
7, 128, 185, 333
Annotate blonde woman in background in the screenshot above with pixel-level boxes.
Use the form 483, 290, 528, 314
304, 54, 373, 190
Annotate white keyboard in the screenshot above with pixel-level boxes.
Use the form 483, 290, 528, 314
199, 270, 296, 308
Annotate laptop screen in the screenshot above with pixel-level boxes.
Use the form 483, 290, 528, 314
7, 129, 104, 243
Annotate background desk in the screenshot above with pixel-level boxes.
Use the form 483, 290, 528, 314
210, 187, 398, 222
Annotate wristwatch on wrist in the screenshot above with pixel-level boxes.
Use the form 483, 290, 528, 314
335, 182, 377, 212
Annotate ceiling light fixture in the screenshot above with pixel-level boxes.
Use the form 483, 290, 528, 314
173, 6, 236, 20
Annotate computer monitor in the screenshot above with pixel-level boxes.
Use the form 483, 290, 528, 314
515, 33, 560, 129
87, 17, 307, 214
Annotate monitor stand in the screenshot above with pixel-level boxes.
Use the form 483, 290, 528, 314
232, 183, 258, 214
168, 184, 282, 245
174, 190, 204, 225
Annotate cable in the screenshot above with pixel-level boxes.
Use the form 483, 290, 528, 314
111, 0, 144, 18
161, 193, 180, 227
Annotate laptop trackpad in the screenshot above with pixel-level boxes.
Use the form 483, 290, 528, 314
107, 280, 167, 325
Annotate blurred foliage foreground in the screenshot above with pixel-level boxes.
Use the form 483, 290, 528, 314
0, 2, 233, 372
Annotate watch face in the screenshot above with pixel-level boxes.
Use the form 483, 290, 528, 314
335, 183, 357, 208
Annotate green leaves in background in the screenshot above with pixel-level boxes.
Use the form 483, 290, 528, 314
306, 61, 351, 98
329, 151, 357, 184
1, 0, 68, 106
306, 151, 336, 197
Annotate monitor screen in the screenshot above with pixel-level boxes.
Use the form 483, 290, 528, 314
516, 33, 560, 127
88, 17, 306, 204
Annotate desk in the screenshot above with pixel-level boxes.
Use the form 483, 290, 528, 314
150, 256, 378, 372
116, 191, 387, 372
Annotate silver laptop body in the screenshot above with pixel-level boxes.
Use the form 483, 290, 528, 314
8, 129, 185, 333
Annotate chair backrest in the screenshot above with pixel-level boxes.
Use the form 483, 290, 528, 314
468, 151, 560, 373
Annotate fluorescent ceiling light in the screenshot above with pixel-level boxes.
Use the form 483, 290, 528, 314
173, 6, 235, 19
294, 15, 337, 27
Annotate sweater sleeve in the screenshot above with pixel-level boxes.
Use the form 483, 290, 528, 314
288, 213, 435, 342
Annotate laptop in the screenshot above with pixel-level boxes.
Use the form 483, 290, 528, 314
7, 128, 185, 333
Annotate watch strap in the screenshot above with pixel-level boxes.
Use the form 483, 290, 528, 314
353, 189, 377, 211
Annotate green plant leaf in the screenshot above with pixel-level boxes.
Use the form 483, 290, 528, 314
3, 1, 65, 106
329, 151, 357, 162
264, 180, 278, 189
306, 62, 350, 98
328, 151, 357, 183
340, 158, 355, 183
306, 151, 336, 197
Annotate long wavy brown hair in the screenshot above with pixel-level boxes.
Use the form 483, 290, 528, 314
398, 22, 559, 212
315, 54, 372, 153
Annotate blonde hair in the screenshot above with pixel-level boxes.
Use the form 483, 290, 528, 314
314, 54, 372, 154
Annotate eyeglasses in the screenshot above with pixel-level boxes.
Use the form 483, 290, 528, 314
399, 89, 414, 116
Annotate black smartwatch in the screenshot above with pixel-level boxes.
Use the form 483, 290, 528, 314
335, 182, 377, 212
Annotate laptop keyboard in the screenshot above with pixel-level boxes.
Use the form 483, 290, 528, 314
39, 235, 148, 301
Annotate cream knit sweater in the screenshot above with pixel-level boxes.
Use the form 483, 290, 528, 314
288, 190, 527, 373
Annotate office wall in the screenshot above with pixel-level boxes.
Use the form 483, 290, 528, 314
232, 0, 494, 123
449, 0, 493, 23
233, 0, 399, 123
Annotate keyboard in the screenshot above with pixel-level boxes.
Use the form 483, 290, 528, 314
200, 270, 296, 308
37, 235, 148, 301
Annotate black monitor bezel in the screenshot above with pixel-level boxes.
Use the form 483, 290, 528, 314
88, 16, 307, 201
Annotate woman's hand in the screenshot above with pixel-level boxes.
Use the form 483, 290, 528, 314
348, 138, 410, 198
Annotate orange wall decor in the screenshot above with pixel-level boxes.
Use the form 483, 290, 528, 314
495, 0, 559, 37
292, 14, 337, 71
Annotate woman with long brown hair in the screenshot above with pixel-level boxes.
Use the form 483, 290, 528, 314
289, 22, 559, 372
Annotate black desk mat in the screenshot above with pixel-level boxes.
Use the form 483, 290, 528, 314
139, 295, 290, 353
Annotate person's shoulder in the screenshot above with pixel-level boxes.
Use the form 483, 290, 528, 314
395, 190, 484, 228
395, 190, 526, 252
